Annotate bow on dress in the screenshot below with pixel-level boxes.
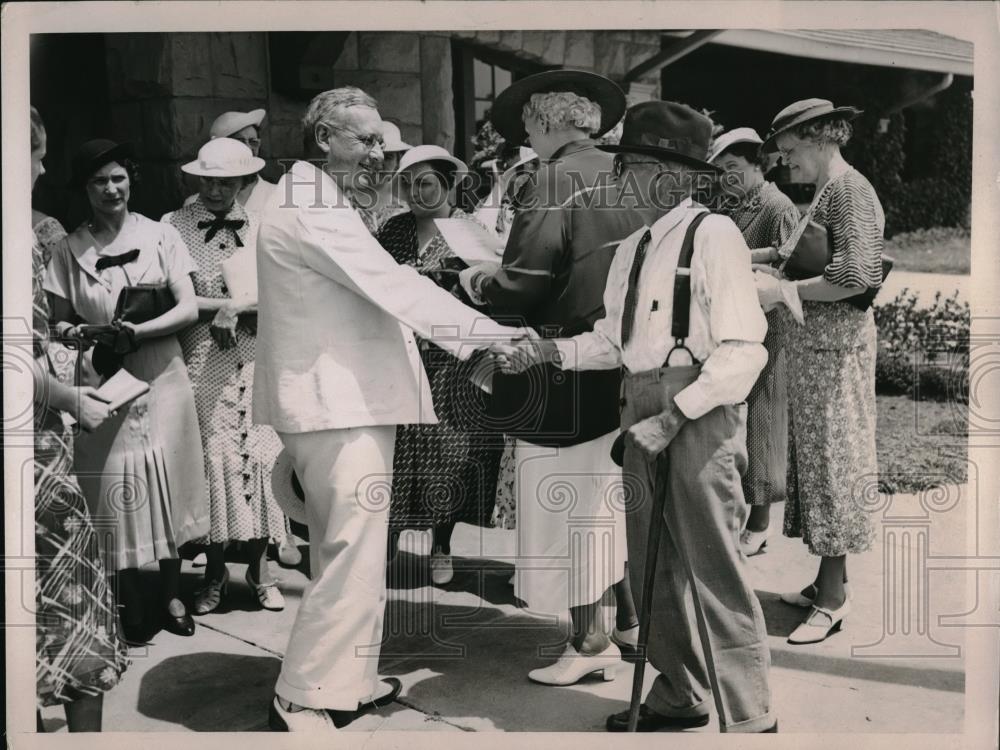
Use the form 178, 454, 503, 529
197, 216, 245, 246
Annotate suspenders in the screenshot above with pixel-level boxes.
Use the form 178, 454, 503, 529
664, 210, 710, 367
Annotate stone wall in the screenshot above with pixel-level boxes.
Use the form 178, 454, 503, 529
101, 30, 662, 217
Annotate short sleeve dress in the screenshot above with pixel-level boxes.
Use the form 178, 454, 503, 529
167, 199, 286, 544
43, 212, 209, 571
719, 181, 800, 507
376, 210, 504, 532
782, 168, 883, 556
33, 227, 129, 707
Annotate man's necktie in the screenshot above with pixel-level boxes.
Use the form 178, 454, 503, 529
197, 216, 245, 246
619, 229, 652, 347
94, 248, 140, 271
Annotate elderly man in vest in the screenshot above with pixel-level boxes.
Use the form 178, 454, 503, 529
254, 86, 526, 732
460, 70, 644, 686
494, 101, 778, 733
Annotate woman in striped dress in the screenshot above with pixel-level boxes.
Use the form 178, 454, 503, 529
709, 128, 800, 557
762, 100, 884, 644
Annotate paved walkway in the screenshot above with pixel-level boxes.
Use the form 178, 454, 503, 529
877, 271, 969, 308
38, 486, 970, 734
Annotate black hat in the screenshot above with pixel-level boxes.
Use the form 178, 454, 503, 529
598, 101, 720, 172
490, 69, 626, 147
761, 98, 862, 153
70, 139, 134, 187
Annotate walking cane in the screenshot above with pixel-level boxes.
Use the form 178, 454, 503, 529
625, 452, 728, 733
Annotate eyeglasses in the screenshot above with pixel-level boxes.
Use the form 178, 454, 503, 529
322, 122, 385, 151
232, 136, 261, 149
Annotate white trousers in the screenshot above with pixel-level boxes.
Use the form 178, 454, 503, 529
275, 426, 395, 710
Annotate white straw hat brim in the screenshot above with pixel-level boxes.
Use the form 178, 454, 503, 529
270, 450, 307, 525
181, 155, 266, 178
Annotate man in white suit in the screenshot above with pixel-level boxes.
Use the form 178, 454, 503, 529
254, 87, 526, 732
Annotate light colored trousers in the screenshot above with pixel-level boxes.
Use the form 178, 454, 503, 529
621, 366, 774, 733
275, 426, 395, 710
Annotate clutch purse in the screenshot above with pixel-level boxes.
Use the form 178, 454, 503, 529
781, 221, 894, 313
113, 284, 176, 324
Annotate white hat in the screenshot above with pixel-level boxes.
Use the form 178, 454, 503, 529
181, 138, 265, 178
500, 147, 538, 185
708, 127, 764, 163
395, 144, 467, 176
270, 450, 307, 525
381, 121, 413, 153
210, 108, 266, 139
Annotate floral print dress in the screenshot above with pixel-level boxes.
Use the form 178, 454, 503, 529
33, 228, 129, 707
782, 168, 883, 556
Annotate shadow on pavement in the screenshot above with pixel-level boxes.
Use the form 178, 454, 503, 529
137, 652, 279, 731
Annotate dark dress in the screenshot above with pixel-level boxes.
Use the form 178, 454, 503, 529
718, 181, 800, 506
33, 226, 129, 708
376, 210, 503, 530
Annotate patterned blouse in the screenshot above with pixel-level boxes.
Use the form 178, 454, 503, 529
812, 168, 885, 289
718, 181, 799, 252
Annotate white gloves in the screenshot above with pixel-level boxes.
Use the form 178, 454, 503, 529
754, 271, 804, 325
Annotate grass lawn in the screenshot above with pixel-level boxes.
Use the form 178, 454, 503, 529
877, 394, 968, 493
884, 227, 970, 275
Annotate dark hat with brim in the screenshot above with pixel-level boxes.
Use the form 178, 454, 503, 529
70, 139, 134, 187
761, 98, 862, 153
598, 100, 721, 172
490, 69, 626, 146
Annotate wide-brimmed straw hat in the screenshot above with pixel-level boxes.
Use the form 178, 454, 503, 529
270, 450, 307, 525
394, 144, 468, 176
761, 98, 862, 153
598, 101, 720, 172
70, 139, 135, 187
708, 127, 764, 163
490, 69, 626, 146
381, 121, 413, 154
210, 108, 266, 139
181, 138, 265, 178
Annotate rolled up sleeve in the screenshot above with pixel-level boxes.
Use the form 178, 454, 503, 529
674, 216, 768, 419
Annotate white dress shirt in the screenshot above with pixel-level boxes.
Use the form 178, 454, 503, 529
555, 199, 768, 420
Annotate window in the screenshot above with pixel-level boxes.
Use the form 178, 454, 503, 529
452, 41, 547, 163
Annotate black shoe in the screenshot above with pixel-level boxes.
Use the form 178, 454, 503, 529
606, 704, 711, 732
120, 617, 151, 646
161, 607, 196, 637
326, 677, 402, 728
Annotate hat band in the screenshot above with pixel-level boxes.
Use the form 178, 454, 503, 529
200, 158, 254, 171
771, 105, 838, 133
621, 133, 708, 160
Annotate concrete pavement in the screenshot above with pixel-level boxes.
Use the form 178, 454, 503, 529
39, 489, 969, 734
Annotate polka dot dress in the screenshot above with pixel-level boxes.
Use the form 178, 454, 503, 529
167, 199, 286, 544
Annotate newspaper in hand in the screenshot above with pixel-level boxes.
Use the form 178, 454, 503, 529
221, 246, 258, 303
434, 218, 505, 265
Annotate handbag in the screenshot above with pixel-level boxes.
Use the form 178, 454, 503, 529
489, 320, 622, 448
780, 181, 893, 313
113, 283, 176, 324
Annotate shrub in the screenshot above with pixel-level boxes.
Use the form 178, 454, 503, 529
874, 288, 970, 401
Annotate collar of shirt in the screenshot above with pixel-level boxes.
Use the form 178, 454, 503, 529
68, 213, 156, 289
289, 160, 345, 209
648, 196, 696, 249
545, 138, 597, 163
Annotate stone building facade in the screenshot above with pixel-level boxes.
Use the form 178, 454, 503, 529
32, 31, 661, 223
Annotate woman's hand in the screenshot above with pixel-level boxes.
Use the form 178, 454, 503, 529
73, 387, 114, 432
210, 300, 241, 350
750, 247, 780, 265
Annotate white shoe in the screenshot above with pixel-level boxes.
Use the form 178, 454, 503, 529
430, 551, 454, 585
527, 642, 622, 686
277, 534, 302, 567
780, 583, 853, 608
739, 528, 770, 557
192, 552, 207, 567
610, 624, 639, 650
788, 599, 851, 644
246, 569, 285, 611
268, 697, 338, 732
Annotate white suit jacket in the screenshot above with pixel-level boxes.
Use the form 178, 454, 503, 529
253, 160, 514, 434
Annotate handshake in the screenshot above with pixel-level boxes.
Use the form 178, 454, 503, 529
488, 330, 563, 375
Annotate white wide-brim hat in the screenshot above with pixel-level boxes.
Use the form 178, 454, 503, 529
500, 147, 538, 188
382, 121, 413, 153
182, 137, 266, 178
708, 127, 764, 163
210, 108, 266, 139
270, 449, 307, 525
395, 144, 467, 176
